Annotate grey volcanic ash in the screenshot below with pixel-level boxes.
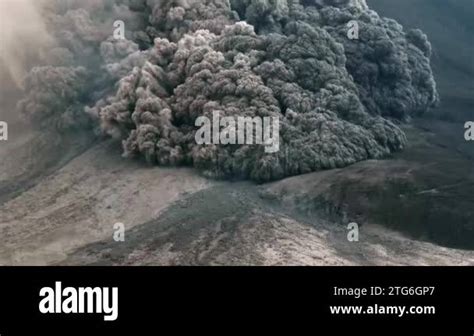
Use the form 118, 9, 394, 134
16, 0, 439, 181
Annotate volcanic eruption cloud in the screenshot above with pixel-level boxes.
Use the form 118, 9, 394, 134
17, 0, 439, 182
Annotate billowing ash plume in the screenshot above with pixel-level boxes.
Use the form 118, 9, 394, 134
17, 0, 439, 181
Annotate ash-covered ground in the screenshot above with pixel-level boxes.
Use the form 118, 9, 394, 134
0, 0, 472, 265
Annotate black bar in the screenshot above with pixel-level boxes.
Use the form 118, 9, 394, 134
0, 267, 472, 334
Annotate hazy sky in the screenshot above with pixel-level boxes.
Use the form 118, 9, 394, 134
0, 0, 53, 88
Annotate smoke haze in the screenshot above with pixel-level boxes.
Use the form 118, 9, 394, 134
0, 0, 53, 125
0, 0, 53, 88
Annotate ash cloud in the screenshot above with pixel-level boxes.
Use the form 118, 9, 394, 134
15, 0, 439, 181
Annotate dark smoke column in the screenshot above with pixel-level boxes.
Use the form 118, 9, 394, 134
19, 0, 438, 182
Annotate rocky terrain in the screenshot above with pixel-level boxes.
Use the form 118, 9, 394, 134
0, 119, 473, 265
